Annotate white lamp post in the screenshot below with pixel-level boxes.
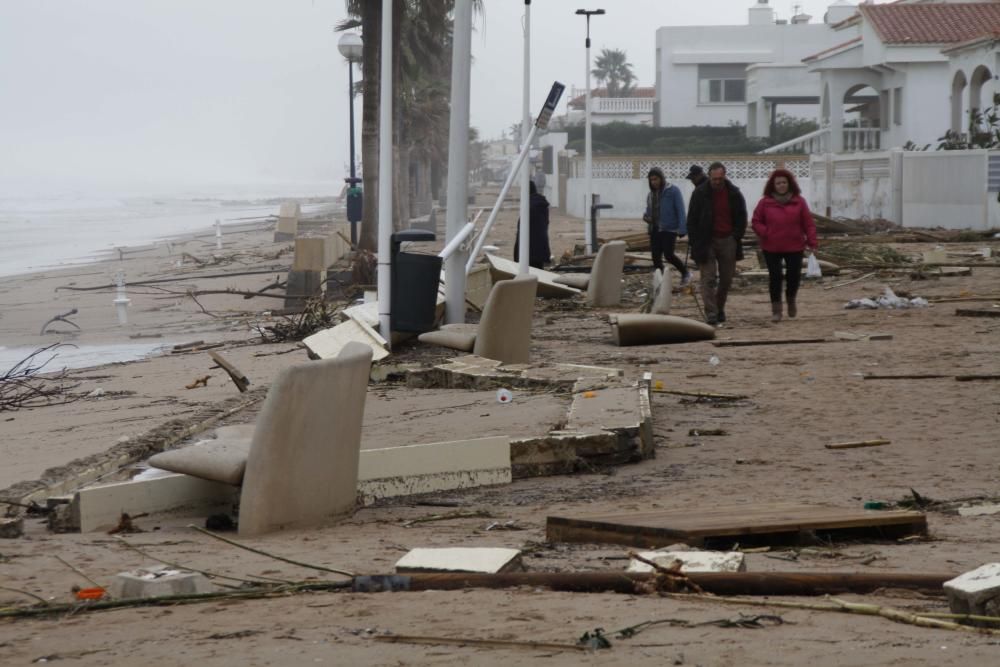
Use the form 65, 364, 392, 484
377, 0, 393, 343
576, 8, 604, 255
518, 0, 532, 275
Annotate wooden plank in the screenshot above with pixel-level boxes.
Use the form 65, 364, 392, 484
825, 439, 891, 450
546, 503, 926, 548
955, 309, 1000, 318
208, 351, 250, 393
712, 338, 829, 348
955, 374, 1000, 382
863, 373, 949, 380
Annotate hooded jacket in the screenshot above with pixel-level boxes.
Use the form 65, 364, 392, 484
751, 194, 817, 254
644, 167, 687, 235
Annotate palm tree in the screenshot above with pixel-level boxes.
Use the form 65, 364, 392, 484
591, 48, 636, 98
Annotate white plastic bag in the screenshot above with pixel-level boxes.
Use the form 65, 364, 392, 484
806, 253, 822, 278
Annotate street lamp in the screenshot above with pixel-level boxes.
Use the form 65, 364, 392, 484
337, 31, 363, 245
575, 8, 604, 254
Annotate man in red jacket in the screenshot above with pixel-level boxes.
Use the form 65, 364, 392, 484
750, 168, 818, 322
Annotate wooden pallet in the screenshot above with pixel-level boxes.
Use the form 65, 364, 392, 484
546, 503, 927, 549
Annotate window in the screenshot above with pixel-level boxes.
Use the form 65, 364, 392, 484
893, 88, 902, 125
697, 64, 747, 104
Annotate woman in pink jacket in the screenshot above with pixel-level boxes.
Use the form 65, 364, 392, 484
751, 169, 818, 322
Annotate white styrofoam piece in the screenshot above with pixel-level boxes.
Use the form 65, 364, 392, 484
304, 318, 389, 362
957, 504, 1000, 517
944, 563, 1000, 605
627, 550, 746, 573
109, 566, 213, 599
395, 547, 522, 574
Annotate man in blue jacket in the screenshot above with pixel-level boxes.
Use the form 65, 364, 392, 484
643, 167, 691, 285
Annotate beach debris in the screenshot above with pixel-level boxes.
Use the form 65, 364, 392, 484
627, 550, 746, 573
955, 308, 1000, 318
208, 351, 249, 393
255, 297, 340, 343
395, 547, 523, 574
0, 517, 24, 539
496, 388, 513, 403
833, 331, 893, 342
109, 566, 213, 600
86, 387, 105, 398
39, 308, 80, 335
689, 428, 727, 436
713, 338, 828, 348
957, 504, 1000, 517
375, 635, 585, 653
185, 375, 211, 390
825, 439, 891, 450
944, 563, 1000, 619
1, 343, 81, 412
845, 287, 929, 309
107, 512, 145, 535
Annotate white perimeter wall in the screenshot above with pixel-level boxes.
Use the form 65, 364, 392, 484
902, 151, 990, 230
566, 177, 781, 220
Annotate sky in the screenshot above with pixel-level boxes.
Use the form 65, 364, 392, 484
0, 0, 861, 194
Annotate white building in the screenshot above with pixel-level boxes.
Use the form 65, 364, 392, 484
562, 86, 655, 126
802, 1, 1000, 153
654, 0, 855, 130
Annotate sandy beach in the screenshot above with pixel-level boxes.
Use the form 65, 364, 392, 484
2, 198, 1000, 665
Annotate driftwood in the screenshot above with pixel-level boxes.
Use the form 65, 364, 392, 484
955, 374, 1000, 382
863, 374, 949, 380
189, 525, 355, 577
825, 439, 891, 450
39, 308, 81, 335
652, 388, 748, 401
374, 635, 585, 653
0, 344, 81, 412
55, 268, 289, 292
955, 309, 1000, 318
712, 338, 829, 348
208, 351, 250, 393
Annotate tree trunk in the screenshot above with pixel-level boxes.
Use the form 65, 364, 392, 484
359, 2, 381, 252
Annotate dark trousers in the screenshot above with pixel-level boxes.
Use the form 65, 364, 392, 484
763, 251, 804, 303
650, 230, 686, 275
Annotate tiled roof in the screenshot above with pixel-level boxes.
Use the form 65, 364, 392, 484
802, 36, 862, 62
941, 28, 1000, 53
860, 2, 1000, 45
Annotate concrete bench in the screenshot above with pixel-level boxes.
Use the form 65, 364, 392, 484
418, 275, 538, 364
148, 342, 373, 536
554, 240, 627, 307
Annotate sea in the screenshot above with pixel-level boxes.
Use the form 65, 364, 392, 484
0, 182, 338, 278
0, 182, 338, 370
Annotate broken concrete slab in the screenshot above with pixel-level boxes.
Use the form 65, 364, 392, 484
586, 240, 626, 307
651, 268, 672, 315
293, 235, 333, 272
944, 563, 1000, 617
357, 436, 511, 505
610, 314, 716, 346
395, 548, 523, 574
406, 355, 622, 392
109, 566, 213, 600
627, 550, 746, 573
274, 201, 300, 241
303, 317, 390, 363
74, 472, 239, 532
485, 254, 580, 298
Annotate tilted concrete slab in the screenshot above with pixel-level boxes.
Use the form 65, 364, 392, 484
74, 472, 239, 532
651, 268, 672, 315
357, 436, 511, 505
148, 425, 254, 485
485, 254, 580, 298
627, 550, 746, 573
407, 355, 622, 391
304, 317, 390, 363
586, 240, 626, 307
395, 548, 523, 574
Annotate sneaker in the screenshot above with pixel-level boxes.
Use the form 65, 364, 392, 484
680, 272, 693, 287
717, 310, 727, 324
706, 316, 718, 326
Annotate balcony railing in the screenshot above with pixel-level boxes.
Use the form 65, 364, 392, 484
759, 127, 830, 155
592, 97, 654, 114
843, 127, 881, 152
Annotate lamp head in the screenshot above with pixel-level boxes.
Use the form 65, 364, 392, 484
337, 32, 363, 61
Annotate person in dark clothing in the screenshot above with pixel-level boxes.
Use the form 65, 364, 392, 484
686, 162, 748, 326
513, 181, 551, 269
685, 164, 707, 188
643, 167, 691, 285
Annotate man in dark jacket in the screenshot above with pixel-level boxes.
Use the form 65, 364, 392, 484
513, 181, 551, 269
686, 162, 747, 326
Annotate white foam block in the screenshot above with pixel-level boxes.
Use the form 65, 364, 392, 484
627, 550, 746, 573
395, 547, 522, 574
304, 318, 389, 362
944, 562, 1000, 606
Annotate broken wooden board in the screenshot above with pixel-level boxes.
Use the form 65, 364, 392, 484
833, 331, 893, 342
863, 373, 950, 380
955, 309, 1000, 318
546, 503, 927, 549
712, 338, 829, 348
208, 351, 250, 392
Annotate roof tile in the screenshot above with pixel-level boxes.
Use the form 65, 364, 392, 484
860, 2, 1000, 45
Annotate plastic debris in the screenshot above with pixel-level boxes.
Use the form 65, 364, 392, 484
845, 287, 929, 310
496, 388, 513, 403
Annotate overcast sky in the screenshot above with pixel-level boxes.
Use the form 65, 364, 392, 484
0, 0, 860, 193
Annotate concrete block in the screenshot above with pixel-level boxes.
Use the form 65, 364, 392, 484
284, 269, 326, 308
944, 563, 1000, 615
293, 236, 331, 271
109, 566, 213, 600
923, 249, 947, 264
485, 254, 579, 298
395, 548, 522, 574
627, 550, 746, 574
357, 436, 511, 505
75, 472, 239, 532
304, 318, 390, 363
274, 201, 300, 242
587, 240, 626, 307
0, 517, 24, 538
